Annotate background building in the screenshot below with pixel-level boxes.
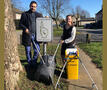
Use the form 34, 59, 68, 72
12, 7, 23, 29
95, 9, 103, 22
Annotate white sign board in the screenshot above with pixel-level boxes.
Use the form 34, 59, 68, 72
36, 18, 53, 42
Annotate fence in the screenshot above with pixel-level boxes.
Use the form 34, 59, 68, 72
75, 33, 102, 44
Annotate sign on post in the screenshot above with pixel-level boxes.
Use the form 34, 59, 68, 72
36, 18, 53, 42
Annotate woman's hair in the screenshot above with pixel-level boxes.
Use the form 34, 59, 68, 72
30, 1, 37, 6
66, 14, 72, 19
66, 14, 74, 26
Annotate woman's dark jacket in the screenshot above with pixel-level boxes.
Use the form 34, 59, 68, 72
61, 25, 76, 56
61, 25, 75, 47
19, 10, 43, 46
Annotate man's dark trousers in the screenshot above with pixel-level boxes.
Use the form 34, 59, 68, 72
25, 34, 40, 65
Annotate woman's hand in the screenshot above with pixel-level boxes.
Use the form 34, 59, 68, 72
60, 40, 64, 44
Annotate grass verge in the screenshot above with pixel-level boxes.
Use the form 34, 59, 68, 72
53, 27, 63, 37
78, 42, 102, 69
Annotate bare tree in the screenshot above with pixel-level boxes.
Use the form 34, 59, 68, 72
38, 0, 71, 29
75, 6, 82, 27
11, 0, 25, 10
71, 8, 76, 16
71, 5, 90, 26
75, 6, 82, 16
4, 0, 23, 89
80, 10, 90, 18
75, 6, 90, 18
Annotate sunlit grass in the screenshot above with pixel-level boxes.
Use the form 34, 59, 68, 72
78, 42, 102, 68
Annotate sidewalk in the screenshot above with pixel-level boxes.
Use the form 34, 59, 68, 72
67, 46, 103, 90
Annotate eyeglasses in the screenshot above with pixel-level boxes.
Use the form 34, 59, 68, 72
31, 6, 37, 8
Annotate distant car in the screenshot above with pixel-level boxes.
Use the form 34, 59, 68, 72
84, 21, 102, 29
84, 24, 91, 28
59, 21, 66, 28
59, 24, 63, 28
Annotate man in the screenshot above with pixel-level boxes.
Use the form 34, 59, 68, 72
19, 1, 43, 65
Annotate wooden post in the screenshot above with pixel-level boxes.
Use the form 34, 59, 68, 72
20, 34, 22, 45
86, 34, 91, 43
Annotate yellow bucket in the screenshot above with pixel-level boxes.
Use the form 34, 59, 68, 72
65, 48, 79, 80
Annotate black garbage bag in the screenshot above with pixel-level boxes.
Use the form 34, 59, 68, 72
35, 55, 56, 84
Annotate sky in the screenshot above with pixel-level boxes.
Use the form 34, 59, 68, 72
70, 0, 103, 17
13, 0, 103, 18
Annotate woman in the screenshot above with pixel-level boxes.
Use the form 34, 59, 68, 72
60, 15, 76, 63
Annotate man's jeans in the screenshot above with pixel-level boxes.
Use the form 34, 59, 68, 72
25, 34, 40, 65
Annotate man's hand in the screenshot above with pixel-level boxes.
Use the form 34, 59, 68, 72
25, 29, 29, 34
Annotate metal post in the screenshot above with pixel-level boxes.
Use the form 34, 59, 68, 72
43, 42, 47, 56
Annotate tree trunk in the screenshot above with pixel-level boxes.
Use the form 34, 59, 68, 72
4, 0, 23, 90
55, 19, 59, 29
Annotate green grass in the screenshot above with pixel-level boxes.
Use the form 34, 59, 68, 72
18, 43, 68, 90
78, 42, 102, 69
76, 26, 84, 29
53, 26, 81, 37
53, 27, 63, 37
16, 29, 22, 31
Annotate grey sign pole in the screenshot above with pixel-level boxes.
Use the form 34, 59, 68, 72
43, 42, 47, 56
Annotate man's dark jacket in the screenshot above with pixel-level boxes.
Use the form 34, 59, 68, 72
19, 10, 43, 46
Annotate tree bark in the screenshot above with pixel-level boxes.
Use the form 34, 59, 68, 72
55, 19, 59, 29
4, 0, 23, 89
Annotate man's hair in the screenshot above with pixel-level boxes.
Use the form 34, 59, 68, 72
66, 14, 73, 19
30, 1, 37, 6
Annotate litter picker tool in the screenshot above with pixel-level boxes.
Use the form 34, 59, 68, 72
55, 60, 67, 89
78, 54, 99, 90
32, 40, 45, 64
